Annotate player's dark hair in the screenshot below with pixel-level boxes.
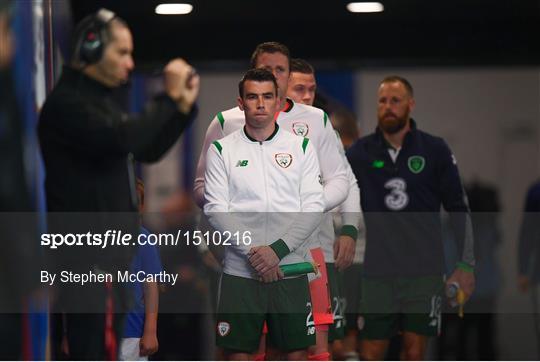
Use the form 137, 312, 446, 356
249, 41, 290, 69
290, 58, 315, 75
238, 68, 278, 98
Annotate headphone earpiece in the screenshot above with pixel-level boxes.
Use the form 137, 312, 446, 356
74, 8, 116, 65
79, 27, 103, 65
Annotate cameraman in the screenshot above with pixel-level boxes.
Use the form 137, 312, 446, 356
38, 8, 199, 359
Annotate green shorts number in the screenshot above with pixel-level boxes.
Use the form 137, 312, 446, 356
216, 273, 315, 353
326, 263, 346, 342
359, 275, 444, 339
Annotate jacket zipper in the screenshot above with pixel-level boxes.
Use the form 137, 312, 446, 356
260, 141, 270, 245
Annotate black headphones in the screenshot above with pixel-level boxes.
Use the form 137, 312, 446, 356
72, 8, 116, 65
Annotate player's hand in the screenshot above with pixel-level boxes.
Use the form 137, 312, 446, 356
446, 268, 475, 303
163, 58, 200, 114
260, 265, 284, 283
248, 246, 280, 275
139, 331, 159, 356
334, 235, 355, 271
518, 275, 530, 293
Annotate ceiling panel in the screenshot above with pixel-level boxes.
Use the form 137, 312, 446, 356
70, 0, 540, 69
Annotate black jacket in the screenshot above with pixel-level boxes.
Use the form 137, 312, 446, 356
346, 120, 474, 277
38, 67, 196, 295
38, 66, 197, 212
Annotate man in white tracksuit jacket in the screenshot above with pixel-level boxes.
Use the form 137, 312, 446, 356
195, 43, 358, 360
204, 69, 324, 360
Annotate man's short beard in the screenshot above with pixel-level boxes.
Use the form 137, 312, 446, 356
378, 113, 408, 135
379, 118, 406, 134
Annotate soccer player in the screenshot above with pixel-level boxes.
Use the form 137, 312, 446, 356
287, 58, 317, 106
329, 107, 365, 360
194, 43, 349, 212
346, 76, 475, 360
194, 43, 355, 360
204, 68, 324, 360
286, 58, 362, 358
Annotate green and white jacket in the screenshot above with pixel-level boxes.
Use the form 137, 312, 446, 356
195, 99, 361, 263
204, 125, 324, 279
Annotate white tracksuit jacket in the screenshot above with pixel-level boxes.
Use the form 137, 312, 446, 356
195, 99, 361, 263
203, 125, 324, 279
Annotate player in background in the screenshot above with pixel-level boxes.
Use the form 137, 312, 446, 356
346, 76, 475, 360
286, 58, 363, 359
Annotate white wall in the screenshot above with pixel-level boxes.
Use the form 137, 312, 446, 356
192, 72, 244, 167
143, 72, 242, 225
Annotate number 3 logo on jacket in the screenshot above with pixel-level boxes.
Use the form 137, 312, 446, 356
384, 178, 409, 210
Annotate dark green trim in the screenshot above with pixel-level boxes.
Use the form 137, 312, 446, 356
212, 140, 222, 155
456, 261, 474, 273
266, 123, 279, 141
323, 112, 329, 127
216, 112, 225, 130
243, 124, 279, 143
243, 126, 257, 142
302, 137, 310, 154
340, 225, 358, 241
269, 239, 290, 260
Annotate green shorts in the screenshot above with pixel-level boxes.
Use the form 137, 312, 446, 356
359, 275, 444, 339
216, 273, 315, 353
326, 263, 345, 342
340, 263, 363, 331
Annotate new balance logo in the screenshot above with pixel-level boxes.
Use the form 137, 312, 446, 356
235, 160, 248, 167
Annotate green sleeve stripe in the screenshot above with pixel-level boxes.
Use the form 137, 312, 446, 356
270, 239, 290, 260
456, 261, 474, 273
302, 137, 310, 154
212, 140, 222, 155
323, 112, 329, 127
340, 225, 358, 240
216, 112, 225, 130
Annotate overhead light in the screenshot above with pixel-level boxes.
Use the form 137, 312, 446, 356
155, 3, 193, 15
346, 2, 384, 13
